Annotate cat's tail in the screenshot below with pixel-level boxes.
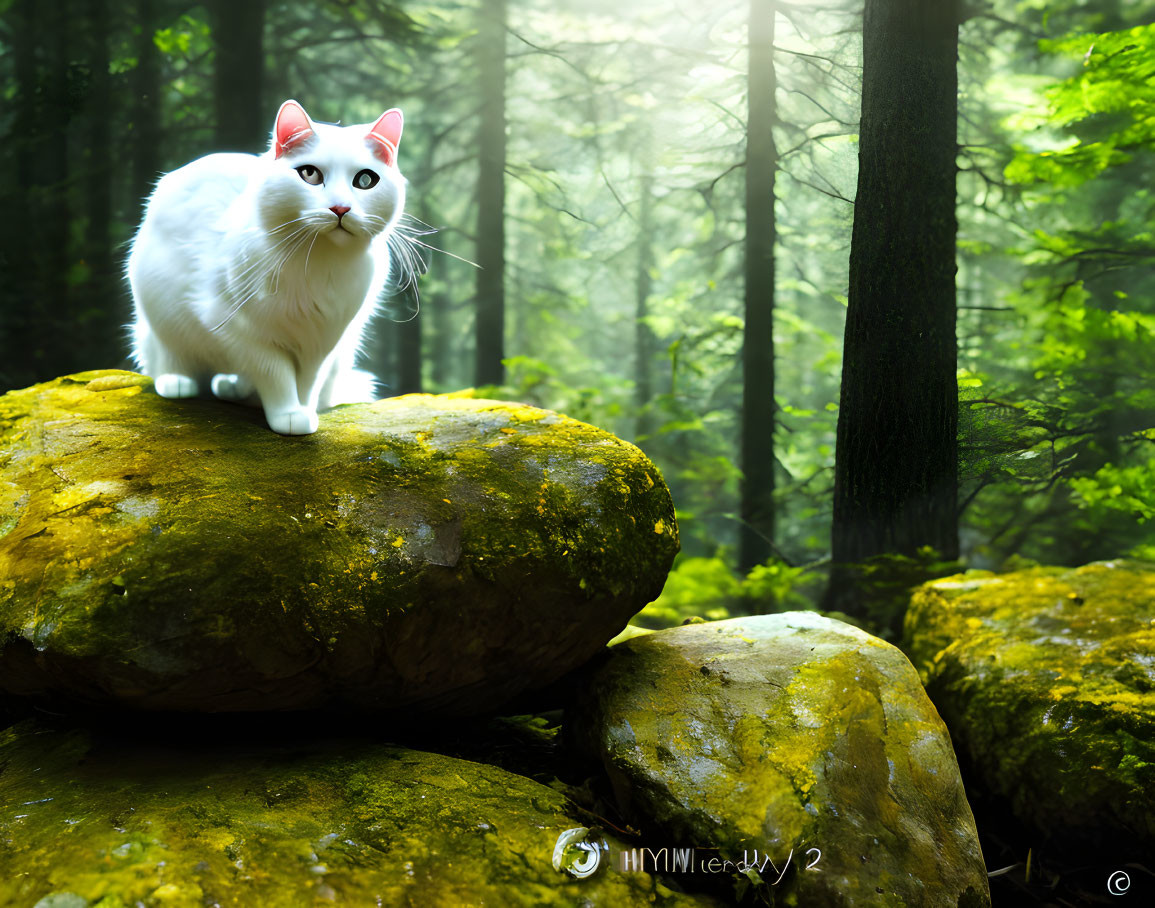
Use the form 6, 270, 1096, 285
323, 368, 380, 407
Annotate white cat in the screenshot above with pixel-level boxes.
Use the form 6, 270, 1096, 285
128, 100, 406, 435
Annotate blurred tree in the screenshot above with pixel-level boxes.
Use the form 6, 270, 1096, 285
129, 0, 163, 218
0, 0, 45, 390
396, 301, 424, 393
739, 0, 779, 572
474, 0, 507, 386
395, 140, 439, 395
828, 0, 961, 609
211, 0, 266, 151
634, 166, 656, 439
429, 289, 454, 389
46, 0, 74, 337
85, 0, 115, 349
2, 0, 77, 388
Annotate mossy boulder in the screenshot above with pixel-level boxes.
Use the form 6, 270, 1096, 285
0, 719, 719, 907
568, 612, 990, 907
905, 560, 1155, 855
0, 371, 678, 714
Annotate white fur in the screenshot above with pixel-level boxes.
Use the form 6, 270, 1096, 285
128, 107, 405, 435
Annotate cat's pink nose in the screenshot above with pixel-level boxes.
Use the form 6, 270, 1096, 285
330, 205, 350, 218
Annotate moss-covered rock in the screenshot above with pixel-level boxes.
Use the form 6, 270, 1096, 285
0, 371, 678, 714
0, 719, 721, 907
568, 612, 989, 907
905, 560, 1155, 854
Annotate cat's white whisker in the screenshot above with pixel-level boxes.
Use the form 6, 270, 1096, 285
269, 230, 314, 297
398, 212, 438, 236
216, 225, 317, 327
303, 231, 320, 279
401, 234, 479, 270
386, 234, 422, 292
211, 226, 314, 331
269, 215, 317, 233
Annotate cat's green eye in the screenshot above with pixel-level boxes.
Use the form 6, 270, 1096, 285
296, 165, 323, 185
353, 169, 380, 190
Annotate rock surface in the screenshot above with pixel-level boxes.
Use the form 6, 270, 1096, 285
0, 720, 717, 907
0, 371, 678, 714
568, 612, 990, 908
905, 560, 1155, 855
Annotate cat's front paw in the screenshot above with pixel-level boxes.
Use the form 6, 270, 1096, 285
211, 373, 254, 402
265, 407, 320, 436
154, 373, 200, 398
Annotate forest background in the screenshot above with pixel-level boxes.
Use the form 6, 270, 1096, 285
1, 0, 1153, 632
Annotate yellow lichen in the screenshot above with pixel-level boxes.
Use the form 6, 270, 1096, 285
0, 722, 700, 908
576, 614, 988, 905
0, 370, 680, 713
906, 561, 1155, 849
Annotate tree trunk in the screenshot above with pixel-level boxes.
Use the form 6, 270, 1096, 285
473, 0, 507, 388
131, 0, 162, 217
86, 0, 114, 359
738, 0, 778, 573
634, 172, 655, 440
44, 0, 73, 364
429, 291, 452, 391
377, 325, 398, 396
829, 0, 960, 600
211, 0, 266, 151
397, 309, 423, 394
1, 0, 46, 390
11, 0, 43, 211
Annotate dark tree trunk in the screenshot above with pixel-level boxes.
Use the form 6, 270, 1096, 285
85, 0, 114, 360
377, 325, 398, 396
1, 0, 47, 390
397, 310, 423, 394
634, 172, 655, 440
828, 0, 960, 602
47, 0, 73, 293
11, 0, 43, 210
429, 291, 452, 390
131, 0, 162, 217
739, 0, 778, 573
211, 0, 267, 151
473, 0, 506, 387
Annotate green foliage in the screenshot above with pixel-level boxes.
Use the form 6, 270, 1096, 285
959, 8, 1155, 568
635, 556, 740, 627
498, 355, 628, 428
847, 549, 964, 640
635, 554, 823, 629
153, 16, 211, 59
1068, 457, 1155, 524
1005, 24, 1155, 187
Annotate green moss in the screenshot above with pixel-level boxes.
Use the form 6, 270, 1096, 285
0, 720, 719, 907
0, 371, 679, 713
570, 612, 990, 907
905, 560, 1155, 852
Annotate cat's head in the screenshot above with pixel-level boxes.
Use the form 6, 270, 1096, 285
257, 100, 406, 247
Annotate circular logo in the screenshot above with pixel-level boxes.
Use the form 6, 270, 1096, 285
552, 827, 603, 879
1107, 870, 1131, 896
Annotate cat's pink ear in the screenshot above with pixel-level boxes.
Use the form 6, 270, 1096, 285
366, 108, 403, 166
273, 100, 316, 158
